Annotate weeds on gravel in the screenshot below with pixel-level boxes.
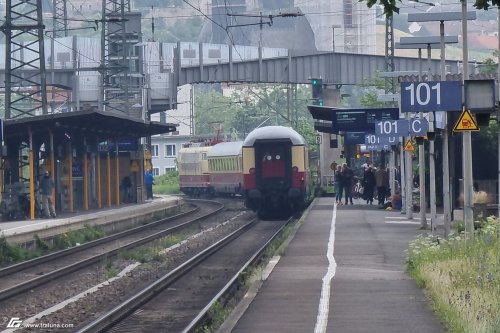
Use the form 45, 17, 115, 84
120, 234, 188, 263
406, 215, 500, 333
52, 224, 106, 250
120, 246, 160, 263
197, 301, 230, 333
104, 259, 118, 279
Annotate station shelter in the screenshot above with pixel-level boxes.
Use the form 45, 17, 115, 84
0, 110, 176, 220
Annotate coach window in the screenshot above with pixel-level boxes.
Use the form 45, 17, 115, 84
202, 152, 207, 160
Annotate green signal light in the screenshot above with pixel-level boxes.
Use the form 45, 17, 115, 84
312, 79, 317, 85
319, 101, 324, 106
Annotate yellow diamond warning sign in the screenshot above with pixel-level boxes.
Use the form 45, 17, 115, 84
404, 139, 415, 152
454, 109, 479, 132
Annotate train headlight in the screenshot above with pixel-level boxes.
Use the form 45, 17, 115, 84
249, 168, 255, 174
292, 166, 298, 173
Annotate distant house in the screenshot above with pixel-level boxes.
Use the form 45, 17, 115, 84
150, 134, 189, 176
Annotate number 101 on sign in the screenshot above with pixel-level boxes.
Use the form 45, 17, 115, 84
400, 81, 462, 113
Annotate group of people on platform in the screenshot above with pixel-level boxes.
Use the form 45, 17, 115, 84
334, 163, 392, 208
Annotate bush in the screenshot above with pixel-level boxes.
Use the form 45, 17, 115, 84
153, 171, 180, 195
406, 216, 500, 333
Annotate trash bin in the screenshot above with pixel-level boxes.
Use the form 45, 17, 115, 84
136, 186, 142, 203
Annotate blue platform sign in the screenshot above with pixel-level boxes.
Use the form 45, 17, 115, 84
375, 119, 429, 136
360, 144, 391, 152
331, 107, 399, 132
365, 134, 398, 145
401, 81, 462, 112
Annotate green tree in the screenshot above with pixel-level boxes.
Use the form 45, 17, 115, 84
194, 84, 318, 151
479, 58, 497, 74
362, 0, 497, 16
194, 90, 243, 138
349, 75, 386, 108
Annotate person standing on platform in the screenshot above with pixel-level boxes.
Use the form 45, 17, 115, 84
362, 165, 376, 205
334, 164, 343, 204
341, 163, 354, 205
145, 170, 154, 200
375, 165, 390, 208
121, 176, 132, 203
40, 170, 56, 218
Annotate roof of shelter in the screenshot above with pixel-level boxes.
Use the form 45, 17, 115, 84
4, 109, 176, 140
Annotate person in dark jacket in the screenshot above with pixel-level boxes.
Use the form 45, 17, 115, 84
375, 165, 390, 207
121, 176, 132, 203
40, 170, 56, 218
341, 163, 354, 205
334, 165, 343, 204
362, 166, 376, 205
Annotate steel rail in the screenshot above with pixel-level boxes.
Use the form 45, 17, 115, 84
0, 200, 224, 302
75, 218, 259, 333
0, 203, 200, 278
181, 216, 294, 333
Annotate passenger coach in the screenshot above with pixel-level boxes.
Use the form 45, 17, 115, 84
242, 126, 310, 218
207, 141, 244, 196
177, 144, 212, 196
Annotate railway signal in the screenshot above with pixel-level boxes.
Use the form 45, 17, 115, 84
310, 78, 323, 106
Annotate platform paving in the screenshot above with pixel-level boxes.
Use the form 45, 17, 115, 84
0, 196, 184, 244
225, 197, 444, 333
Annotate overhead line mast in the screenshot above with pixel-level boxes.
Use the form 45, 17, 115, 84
1, 0, 48, 119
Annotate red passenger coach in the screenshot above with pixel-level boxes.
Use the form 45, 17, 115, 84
242, 126, 310, 218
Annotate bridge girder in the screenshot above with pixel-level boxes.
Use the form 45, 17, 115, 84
178, 50, 461, 87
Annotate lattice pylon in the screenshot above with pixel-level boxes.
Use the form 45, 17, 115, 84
100, 0, 130, 114
2, 0, 48, 119
52, 0, 68, 38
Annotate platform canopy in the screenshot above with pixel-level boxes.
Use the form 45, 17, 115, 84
4, 110, 177, 140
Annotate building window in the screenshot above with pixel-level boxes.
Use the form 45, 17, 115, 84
344, 0, 353, 28
151, 144, 159, 157
153, 167, 159, 176
165, 144, 176, 157
165, 167, 176, 173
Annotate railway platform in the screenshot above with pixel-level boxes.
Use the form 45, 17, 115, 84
0, 195, 185, 246
223, 197, 444, 333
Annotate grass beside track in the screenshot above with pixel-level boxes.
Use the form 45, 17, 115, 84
0, 224, 106, 266
406, 216, 500, 333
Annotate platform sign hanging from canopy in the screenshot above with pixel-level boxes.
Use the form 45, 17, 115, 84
308, 105, 399, 134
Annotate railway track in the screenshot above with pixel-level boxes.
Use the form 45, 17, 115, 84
75, 216, 293, 333
0, 200, 223, 303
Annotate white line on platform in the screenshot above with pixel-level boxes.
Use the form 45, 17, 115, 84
386, 221, 421, 225
314, 202, 337, 333
385, 216, 430, 220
